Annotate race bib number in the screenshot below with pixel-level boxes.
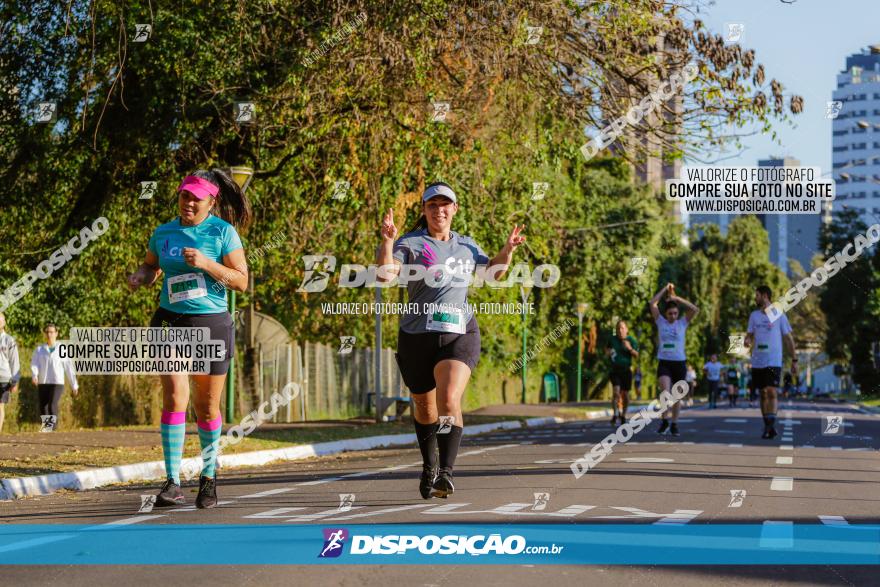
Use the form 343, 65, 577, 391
661, 341, 678, 351
756, 343, 769, 353
168, 273, 208, 303
426, 310, 465, 334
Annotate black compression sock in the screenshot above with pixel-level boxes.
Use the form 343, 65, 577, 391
414, 420, 439, 469
437, 425, 463, 472
767, 414, 776, 427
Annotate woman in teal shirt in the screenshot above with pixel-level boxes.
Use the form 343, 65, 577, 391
128, 168, 251, 509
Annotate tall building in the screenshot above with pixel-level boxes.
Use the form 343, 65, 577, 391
689, 156, 826, 275
756, 157, 824, 275
832, 45, 880, 224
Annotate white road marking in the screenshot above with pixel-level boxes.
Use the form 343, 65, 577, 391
770, 477, 794, 491
421, 502, 593, 518
459, 444, 518, 457
780, 445, 793, 450
728, 443, 743, 448
333, 504, 434, 521
724, 418, 748, 423
654, 510, 702, 524
593, 507, 701, 523
0, 534, 77, 553
284, 506, 366, 523
620, 458, 674, 463
759, 521, 794, 548
238, 487, 295, 499
83, 515, 167, 528
818, 515, 879, 530
830, 446, 842, 451
170, 500, 235, 512
716, 430, 745, 434
776, 456, 793, 465
243, 507, 307, 519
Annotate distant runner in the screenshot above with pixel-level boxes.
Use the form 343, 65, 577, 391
726, 362, 740, 407
606, 320, 639, 426
649, 283, 699, 437
703, 354, 722, 409
745, 285, 797, 439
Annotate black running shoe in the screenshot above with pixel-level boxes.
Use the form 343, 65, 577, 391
657, 420, 670, 435
768, 427, 778, 439
195, 475, 218, 509
155, 478, 185, 507
670, 423, 680, 437
620, 416, 627, 425
419, 465, 438, 500
761, 427, 771, 439
431, 469, 455, 498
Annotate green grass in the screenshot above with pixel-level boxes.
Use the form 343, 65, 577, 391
0, 415, 526, 478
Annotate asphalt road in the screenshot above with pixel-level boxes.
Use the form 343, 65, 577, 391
2, 399, 879, 586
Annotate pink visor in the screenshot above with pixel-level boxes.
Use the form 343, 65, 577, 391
177, 175, 219, 200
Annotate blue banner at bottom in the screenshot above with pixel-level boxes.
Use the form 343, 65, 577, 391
0, 524, 878, 565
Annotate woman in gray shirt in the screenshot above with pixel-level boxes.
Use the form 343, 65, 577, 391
377, 182, 525, 499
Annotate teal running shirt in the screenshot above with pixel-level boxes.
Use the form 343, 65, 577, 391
148, 215, 243, 314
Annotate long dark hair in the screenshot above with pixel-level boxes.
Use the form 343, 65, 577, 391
191, 168, 253, 231
408, 181, 454, 233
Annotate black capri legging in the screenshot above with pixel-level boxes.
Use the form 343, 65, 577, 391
37, 384, 64, 417
149, 307, 235, 375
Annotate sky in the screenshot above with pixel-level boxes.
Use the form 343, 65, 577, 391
694, 0, 880, 171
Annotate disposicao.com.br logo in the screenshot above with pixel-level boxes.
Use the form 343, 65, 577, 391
317, 528, 563, 557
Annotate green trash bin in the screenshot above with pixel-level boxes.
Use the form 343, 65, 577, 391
542, 372, 560, 403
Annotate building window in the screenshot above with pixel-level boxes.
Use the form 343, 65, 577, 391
852, 143, 867, 150
834, 146, 850, 152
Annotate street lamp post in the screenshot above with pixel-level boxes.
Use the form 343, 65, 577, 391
225, 166, 254, 423
519, 280, 534, 403
576, 303, 587, 402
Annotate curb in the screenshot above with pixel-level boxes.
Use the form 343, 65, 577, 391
0, 416, 565, 501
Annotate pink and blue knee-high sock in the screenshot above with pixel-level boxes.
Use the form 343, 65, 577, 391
197, 416, 222, 478
160, 410, 186, 484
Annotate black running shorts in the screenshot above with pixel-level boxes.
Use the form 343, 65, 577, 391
657, 359, 687, 383
150, 307, 234, 376
395, 317, 481, 394
752, 366, 781, 390
609, 365, 632, 391
0, 382, 11, 404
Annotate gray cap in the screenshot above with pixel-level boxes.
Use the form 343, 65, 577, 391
422, 183, 457, 203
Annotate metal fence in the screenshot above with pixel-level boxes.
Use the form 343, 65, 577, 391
256, 341, 407, 422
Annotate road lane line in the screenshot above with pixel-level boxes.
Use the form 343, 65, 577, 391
239, 487, 296, 499
770, 477, 793, 491
780, 445, 793, 450
243, 507, 308, 519
333, 504, 433, 521
776, 456, 793, 465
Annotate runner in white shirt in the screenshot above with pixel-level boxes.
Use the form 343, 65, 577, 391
702, 354, 723, 409
649, 283, 699, 436
0, 313, 21, 434
746, 285, 797, 439
30, 323, 78, 431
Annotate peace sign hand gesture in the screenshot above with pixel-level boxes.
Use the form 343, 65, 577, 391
381, 208, 398, 243
505, 224, 526, 253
